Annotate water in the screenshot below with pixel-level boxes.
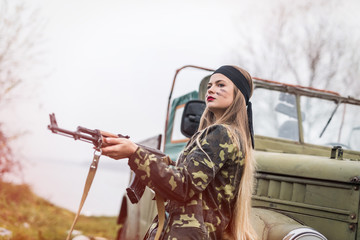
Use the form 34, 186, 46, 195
15, 155, 130, 216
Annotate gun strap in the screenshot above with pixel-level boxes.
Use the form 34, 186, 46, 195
66, 149, 101, 240
154, 193, 165, 240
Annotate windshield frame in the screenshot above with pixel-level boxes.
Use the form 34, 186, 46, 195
253, 77, 360, 147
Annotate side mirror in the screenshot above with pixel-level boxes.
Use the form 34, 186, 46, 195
181, 100, 206, 138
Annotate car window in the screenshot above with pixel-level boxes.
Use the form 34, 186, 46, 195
252, 88, 299, 141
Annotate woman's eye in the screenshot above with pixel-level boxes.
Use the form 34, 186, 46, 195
218, 83, 225, 87
207, 85, 211, 89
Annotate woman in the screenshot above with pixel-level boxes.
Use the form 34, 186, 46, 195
101, 65, 257, 240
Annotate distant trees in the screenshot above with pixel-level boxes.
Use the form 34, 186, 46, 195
0, 0, 44, 179
235, 0, 360, 97
233, 0, 360, 147
0, 131, 16, 177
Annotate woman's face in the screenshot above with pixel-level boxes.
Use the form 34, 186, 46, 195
206, 73, 235, 119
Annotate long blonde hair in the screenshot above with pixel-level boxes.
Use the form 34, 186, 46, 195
197, 66, 257, 240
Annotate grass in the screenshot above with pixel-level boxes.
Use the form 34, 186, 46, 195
0, 180, 118, 240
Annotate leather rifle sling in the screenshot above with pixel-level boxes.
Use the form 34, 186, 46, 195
66, 149, 101, 240
154, 193, 165, 240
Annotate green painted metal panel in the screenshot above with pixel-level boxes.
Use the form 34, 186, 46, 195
253, 198, 356, 240
268, 180, 281, 198
255, 150, 360, 184
251, 208, 305, 240
292, 183, 306, 203
165, 143, 186, 162
257, 179, 269, 197
253, 168, 360, 239
255, 135, 360, 160
279, 181, 293, 201
164, 91, 198, 161
284, 212, 356, 240
304, 184, 359, 212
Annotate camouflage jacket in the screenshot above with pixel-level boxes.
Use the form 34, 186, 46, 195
128, 124, 245, 240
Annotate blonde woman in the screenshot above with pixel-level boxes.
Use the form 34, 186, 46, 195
102, 65, 257, 240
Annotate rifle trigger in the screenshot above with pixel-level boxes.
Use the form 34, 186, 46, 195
118, 134, 130, 139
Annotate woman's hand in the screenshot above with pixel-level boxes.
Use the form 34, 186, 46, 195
101, 137, 138, 160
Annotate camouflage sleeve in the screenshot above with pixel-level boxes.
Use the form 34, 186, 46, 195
128, 124, 238, 202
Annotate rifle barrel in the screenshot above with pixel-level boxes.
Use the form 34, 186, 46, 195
48, 125, 98, 143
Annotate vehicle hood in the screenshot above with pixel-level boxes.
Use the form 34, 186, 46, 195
255, 150, 360, 184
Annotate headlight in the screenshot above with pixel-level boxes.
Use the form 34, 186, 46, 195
283, 228, 327, 240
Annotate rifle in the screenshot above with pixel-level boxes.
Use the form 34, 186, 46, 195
47, 113, 165, 239
47, 112, 165, 202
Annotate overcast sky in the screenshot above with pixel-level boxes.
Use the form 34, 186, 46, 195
2, 0, 359, 215
2, 0, 260, 216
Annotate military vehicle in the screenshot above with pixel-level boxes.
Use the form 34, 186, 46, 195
116, 65, 360, 240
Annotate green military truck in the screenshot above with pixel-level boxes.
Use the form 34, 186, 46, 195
116, 65, 360, 240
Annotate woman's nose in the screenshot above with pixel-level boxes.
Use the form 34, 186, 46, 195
207, 85, 215, 94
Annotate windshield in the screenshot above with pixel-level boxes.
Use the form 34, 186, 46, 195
252, 88, 300, 141
252, 87, 360, 151
301, 96, 360, 151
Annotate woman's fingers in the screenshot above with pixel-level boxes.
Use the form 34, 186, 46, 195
103, 137, 122, 145
101, 137, 138, 160
102, 144, 126, 159
101, 137, 125, 148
